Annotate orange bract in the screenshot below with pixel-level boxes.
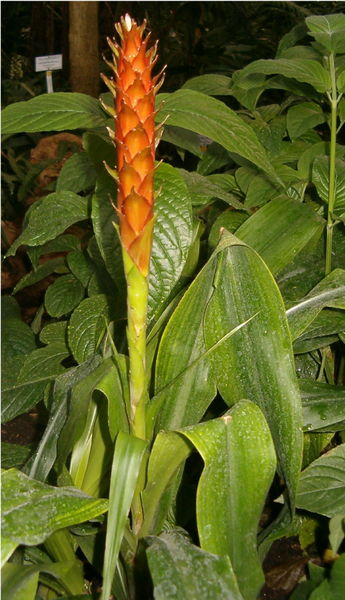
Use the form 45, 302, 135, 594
102, 14, 164, 275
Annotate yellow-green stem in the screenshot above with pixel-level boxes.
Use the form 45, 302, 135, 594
123, 249, 149, 440
326, 53, 338, 276
122, 249, 149, 532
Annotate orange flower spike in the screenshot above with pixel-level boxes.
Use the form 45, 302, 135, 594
105, 14, 164, 276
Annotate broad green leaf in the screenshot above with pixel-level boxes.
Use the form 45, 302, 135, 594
1, 560, 85, 600
67, 249, 93, 287
229, 71, 267, 111
209, 211, 248, 250
1, 342, 69, 423
301, 379, 345, 432
93, 355, 129, 439
306, 14, 345, 54
12, 257, 67, 294
180, 401, 276, 600
56, 357, 116, 475
329, 515, 345, 553
197, 142, 230, 176
241, 58, 331, 94
1, 296, 20, 320
27, 234, 80, 269
1, 563, 38, 600
45, 274, 85, 317
1, 317, 36, 362
101, 432, 147, 600
182, 74, 233, 96
146, 530, 244, 600
236, 195, 325, 275
313, 156, 345, 216
276, 22, 308, 58
287, 269, 345, 340
1, 443, 32, 469
1, 468, 108, 566
68, 294, 113, 364
40, 321, 68, 345
337, 69, 345, 94
287, 102, 325, 141
302, 432, 335, 469
156, 89, 280, 182
162, 125, 204, 157
179, 169, 247, 212
278, 225, 345, 303
141, 431, 192, 536
1, 92, 106, 134
56, 151, 96, 193
330, 553, 345, 600
6, 192, 90, 257
295, 308, 345, 344
149, 164, 193, 321
204, 233, 303, 507
296, 444, 345, 517
152, 253, 217, 432
26, 356, 102, 482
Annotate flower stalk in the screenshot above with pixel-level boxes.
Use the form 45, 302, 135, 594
102, 15, 164, 440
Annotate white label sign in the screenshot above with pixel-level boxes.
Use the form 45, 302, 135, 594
35, 54, 63, 72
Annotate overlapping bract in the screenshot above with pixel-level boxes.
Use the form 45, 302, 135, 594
102, 15, 164, 275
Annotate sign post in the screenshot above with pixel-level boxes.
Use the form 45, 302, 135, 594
35, 54, 63, 93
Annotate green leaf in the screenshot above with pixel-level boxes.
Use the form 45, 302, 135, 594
56, 152, 97, 193
296, 444, 345, 518
330, 553, 345, 600
1, 563, 39, 600
40, 321, 68, 345
1, 468, 108, 566
162, 125, 203, 158
6, 192, 90, 257
1, 443, 32, 469
1, 92, 106, 134
56, 356, 116, 475
101, 432, 147, 600
203, 233, 303, 508
276, 22, 308, 58
149, 163, 193, 320
301, 379, 345, 432
306, 14, 345, 54
287, 102, 325, 141
141, 431, 192, 536
313, 156, 345, 217
26, 356, 102, 482
337, 69, 345, 94
182, 74, 233, 96
180, 401, 276, 600
152, 253, 217, 432
68, 294, 112, 364
241, 58, 331, 94
156, 90, 280, 183
67, 250, 93, 287
1, 342, 69, 423
146, 530, 244, 600
27, 234, 80, 269
287, 269, 345, 340
236, 195, 325, 275
329, 515, 345, 553
179, 169, 247, 212
1, 317, 36, 363
12, 257, 67, 294
45, 274, 85, 317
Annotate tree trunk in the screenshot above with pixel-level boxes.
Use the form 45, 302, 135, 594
69, 2, 99, 97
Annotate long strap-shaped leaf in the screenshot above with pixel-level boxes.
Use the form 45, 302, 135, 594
101, 432, 147, 600
179, 401, 276, 600
203, 232, 303, 511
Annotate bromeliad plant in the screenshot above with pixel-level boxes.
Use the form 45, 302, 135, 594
1, 12, 345, 600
